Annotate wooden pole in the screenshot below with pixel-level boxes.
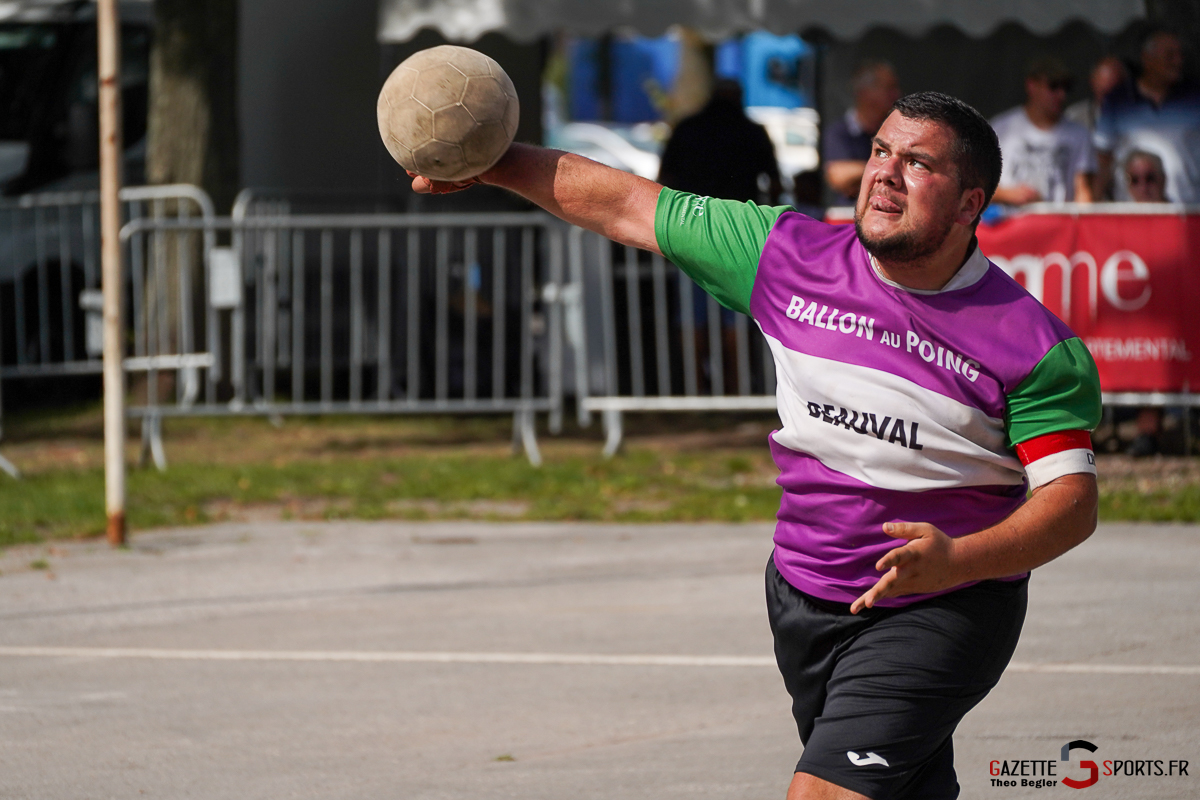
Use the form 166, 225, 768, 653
98, 0, 126, 546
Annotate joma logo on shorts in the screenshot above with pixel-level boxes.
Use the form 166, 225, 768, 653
848, 751, 890, 767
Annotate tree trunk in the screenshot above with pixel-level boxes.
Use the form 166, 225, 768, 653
143, 0, 238, 406
146, 0, 239, 212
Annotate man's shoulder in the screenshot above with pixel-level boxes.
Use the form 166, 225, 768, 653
1164, 83, 1200, 113
770, 211, 856, 240
824, 115, 867, 147
758, 213, 860, 269
1063, 98, 1092, 125
976, 260, 1077, 341
1053, 117, 1092, 145
989, 106, 1027, 135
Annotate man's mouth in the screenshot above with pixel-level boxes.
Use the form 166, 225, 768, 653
869, 194, 903, 214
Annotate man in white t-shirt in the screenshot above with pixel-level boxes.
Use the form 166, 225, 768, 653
991, 57, 1097, 205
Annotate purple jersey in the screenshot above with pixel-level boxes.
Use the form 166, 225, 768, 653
654, 190, 1101, 606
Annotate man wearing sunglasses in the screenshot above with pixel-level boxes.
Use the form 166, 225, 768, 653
1096, 29, 1200, 203
1124, 149, 1169, 202
990, 57, 1096, 205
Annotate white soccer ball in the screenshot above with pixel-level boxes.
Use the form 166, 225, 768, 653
377, 45, 520, 182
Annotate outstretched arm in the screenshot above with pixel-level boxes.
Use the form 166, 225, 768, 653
850, 472, 1098, 613
410, 143, 663, 255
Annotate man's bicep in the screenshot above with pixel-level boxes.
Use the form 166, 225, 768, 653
607, 178, 664, 254
1028, 472, 1098, 547
1031, 471, 1097, 500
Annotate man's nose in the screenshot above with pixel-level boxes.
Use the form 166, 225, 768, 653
875, 155, 902, 186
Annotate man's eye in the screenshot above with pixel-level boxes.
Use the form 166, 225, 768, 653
875, 148, 888, 159
910, 160, 927, 171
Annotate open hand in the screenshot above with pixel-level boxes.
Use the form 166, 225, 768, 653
850, 521, 962, 614
407, 171, 482, 195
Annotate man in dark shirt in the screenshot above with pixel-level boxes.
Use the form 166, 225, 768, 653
823, 61, 901, 204
657, 79, 781, 203
1095, 29, 1200, 202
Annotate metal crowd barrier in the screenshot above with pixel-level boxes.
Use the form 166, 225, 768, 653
569, 228, 777, 456
119, 211, 565, 466
0, 185, 216, 476
0, 185, 567, 470
6, 193, 1197, 475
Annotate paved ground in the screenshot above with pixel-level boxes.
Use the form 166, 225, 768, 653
0, 521, 1197, 799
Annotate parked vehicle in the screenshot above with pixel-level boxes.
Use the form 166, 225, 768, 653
0, 0, 150, 383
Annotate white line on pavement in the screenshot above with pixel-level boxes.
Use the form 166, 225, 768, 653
0, 647, 1198, 674
0, 646, 774, 667
1006, 661, 1200, 676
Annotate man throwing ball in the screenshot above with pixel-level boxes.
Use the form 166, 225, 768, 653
408, 91, 1100, 800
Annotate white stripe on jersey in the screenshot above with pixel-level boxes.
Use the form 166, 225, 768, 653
765, 332, 1026, 492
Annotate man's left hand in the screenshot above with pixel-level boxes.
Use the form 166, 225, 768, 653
408, 170, 482, 195
850, 521, 962, 614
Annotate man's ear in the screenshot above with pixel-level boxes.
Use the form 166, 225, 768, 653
957, 186, 986, 227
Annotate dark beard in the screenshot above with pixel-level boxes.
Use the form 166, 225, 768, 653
854, 211, 953, 264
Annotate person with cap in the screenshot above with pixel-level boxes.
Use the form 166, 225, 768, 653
990, 56, 1096, 205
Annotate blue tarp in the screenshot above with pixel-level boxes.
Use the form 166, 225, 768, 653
570, 31, 812, 122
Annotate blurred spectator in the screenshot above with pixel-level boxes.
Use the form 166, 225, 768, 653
991, 56, 1096, 205
1120, 149, 1170, 455
1065, 56, 1130, 132
822, 61, 901, 204
657, 79, 781, 204
1095, 29, 1200, 202
658, 79, 781, 394
1123, 149, 1168, 202
790, 169, 824, 218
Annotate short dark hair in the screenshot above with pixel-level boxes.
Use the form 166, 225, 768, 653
852, 60, 895, 92
1024, 55, 1072, 83
1141, 26, 1179, 56
891, 91, 1002, 226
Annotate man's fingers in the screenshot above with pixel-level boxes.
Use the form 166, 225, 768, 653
851, 568, 898, 614
882, 521, 925, 540
406, 170, 482, 195
875, 543, 918, 572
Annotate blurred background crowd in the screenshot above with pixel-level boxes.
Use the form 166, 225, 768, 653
0, 0, 1198, 462
1, 1, 1196, 214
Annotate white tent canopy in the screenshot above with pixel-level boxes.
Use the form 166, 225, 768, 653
378, 0, 1146, 44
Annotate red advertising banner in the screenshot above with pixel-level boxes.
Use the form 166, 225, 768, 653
976, 212, 1200, 393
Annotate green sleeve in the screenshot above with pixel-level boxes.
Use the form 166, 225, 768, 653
1005, 338, 1103, 446
654, 188, 790, 316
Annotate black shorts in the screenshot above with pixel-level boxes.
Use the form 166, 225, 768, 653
766, 554, 1027, 800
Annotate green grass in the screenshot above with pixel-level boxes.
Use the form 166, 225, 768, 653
2, 406, 1198, 547
1099, 486, 1200, 522
0, 450, 782, 547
